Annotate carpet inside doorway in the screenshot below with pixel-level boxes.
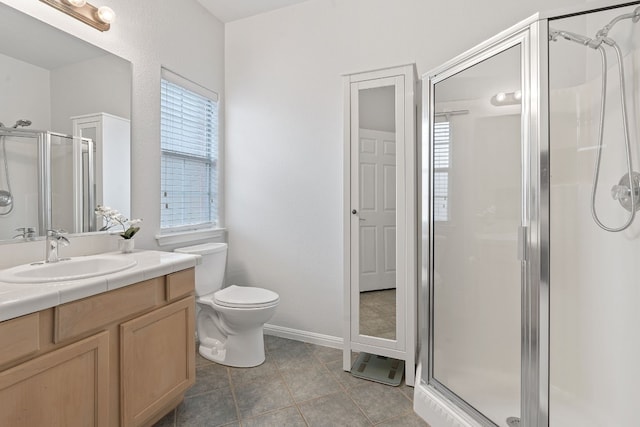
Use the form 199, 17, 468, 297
350, 352, 404, 386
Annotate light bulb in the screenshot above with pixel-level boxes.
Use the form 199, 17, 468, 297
514, 90, 522, 101
495, 92, 506, 103
96, 6, 115, 24
65, 0, 87, 6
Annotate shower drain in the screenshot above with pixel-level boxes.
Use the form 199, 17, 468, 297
506, 417, 521, 427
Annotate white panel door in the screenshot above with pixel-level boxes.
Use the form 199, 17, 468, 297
358, 128, 396, 292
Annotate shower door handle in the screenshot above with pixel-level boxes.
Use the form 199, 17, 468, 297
517, 226, 528, 262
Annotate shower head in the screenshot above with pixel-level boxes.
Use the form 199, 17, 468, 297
550, 29, 595, 47
11, 119, 31, 128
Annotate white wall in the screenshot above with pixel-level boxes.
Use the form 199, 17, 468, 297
0, 0, 225, 265
50, 55, 131, 135
0, 53, 51, 130
224, 0, 589, 338
0, 55, 49, 237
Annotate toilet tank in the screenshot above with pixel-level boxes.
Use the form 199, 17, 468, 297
174, 243, 228, 296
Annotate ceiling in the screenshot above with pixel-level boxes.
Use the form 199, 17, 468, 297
196, 0, 311, 22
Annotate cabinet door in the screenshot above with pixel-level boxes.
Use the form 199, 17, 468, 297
0, 331, 109, 427
120, 296, 195, 426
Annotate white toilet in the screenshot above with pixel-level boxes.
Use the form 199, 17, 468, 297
175, 243, 279, 367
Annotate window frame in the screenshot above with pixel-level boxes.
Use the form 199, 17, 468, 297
157, 67, 223, 243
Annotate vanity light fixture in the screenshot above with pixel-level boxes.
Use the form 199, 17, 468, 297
490, 90, 522, 106
40, 0, 116, 32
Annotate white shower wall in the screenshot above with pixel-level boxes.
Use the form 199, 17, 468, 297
549, 5, 640, 425
0, 136, 40, 234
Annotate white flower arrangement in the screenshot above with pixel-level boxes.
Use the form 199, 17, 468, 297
95, 205, 142, 240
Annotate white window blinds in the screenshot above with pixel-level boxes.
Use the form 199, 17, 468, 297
433, 121, 450, 222
160, 68, 219, 231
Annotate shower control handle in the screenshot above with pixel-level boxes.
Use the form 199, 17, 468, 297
611, 184, 631, 200
611, 172, 640, 213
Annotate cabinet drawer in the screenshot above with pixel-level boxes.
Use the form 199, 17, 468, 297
55, 278, 161, 343
0, 313, 39, 366
166, 268, 195, 302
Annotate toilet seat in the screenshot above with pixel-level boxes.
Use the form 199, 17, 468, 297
200, 285, 279, 309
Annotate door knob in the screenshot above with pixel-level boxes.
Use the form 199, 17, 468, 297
352, 209, 357, 214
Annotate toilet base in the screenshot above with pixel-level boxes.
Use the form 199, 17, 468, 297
198, 327, 266, 368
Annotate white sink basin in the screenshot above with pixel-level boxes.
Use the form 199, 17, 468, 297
0, 255, 138, 284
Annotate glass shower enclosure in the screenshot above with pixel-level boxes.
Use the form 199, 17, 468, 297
418, 2, 640, 427
0, 128, 94, 239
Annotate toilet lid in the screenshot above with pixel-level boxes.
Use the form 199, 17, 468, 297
213, 285, 280, 308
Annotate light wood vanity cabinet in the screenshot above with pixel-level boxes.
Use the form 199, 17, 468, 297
121, 296, 195, 426
0, 267, 196, 427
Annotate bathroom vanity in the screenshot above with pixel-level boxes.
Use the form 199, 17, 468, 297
0, 250, 197, 427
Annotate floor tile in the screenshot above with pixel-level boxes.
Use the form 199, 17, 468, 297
233, 376, 294, 419
348, 381, 413, 424
152, 409, 175, 427
229, 356, 279, 385
325, 359, 372, 389
359, 290, 396, 339
176, 387, 238, 427
269, 341, 315, 370
196, 352, 214, 367
298, 392, 371, 427
280, 363, 342, 402
306, 343, 343, 364
186, 362, 230, 397
179, 336, 431, 427
241, 406, 306, 427
374, 411, 430, 426
399, 382, 414, 402
264, 334, 296, 352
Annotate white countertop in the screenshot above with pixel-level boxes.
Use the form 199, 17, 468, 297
0, 250, 198, 323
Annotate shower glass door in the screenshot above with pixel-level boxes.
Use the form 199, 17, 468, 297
428, 41, 524, 426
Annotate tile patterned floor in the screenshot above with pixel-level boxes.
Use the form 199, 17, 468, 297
154, 335, 429, 427
359, 289, 396, 339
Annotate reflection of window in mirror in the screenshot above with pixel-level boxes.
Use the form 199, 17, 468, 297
433, 121, 450, 222
160, 68, 220, 232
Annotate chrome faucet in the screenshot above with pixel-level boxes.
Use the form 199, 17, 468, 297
13, 227, 36, 240
45, 229, 70, 263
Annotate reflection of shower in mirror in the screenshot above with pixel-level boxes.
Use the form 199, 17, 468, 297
0, 119, 33, 216
0, 126, 95, 240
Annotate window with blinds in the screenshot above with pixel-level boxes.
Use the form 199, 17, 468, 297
160, 68, 219, 231
433, 121, 450, 222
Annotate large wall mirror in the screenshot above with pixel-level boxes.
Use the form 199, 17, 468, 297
343, 65, 417, 385
354, 81, 399, 342
0, 2, 131, 242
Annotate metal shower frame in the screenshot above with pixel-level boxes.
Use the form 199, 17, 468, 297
419, 1, 640, 426
0, 128, 94, 236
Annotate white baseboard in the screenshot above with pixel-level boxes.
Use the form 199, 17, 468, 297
264, 323, 343, 349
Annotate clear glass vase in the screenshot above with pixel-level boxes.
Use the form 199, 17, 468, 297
118, 238, 135, 253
